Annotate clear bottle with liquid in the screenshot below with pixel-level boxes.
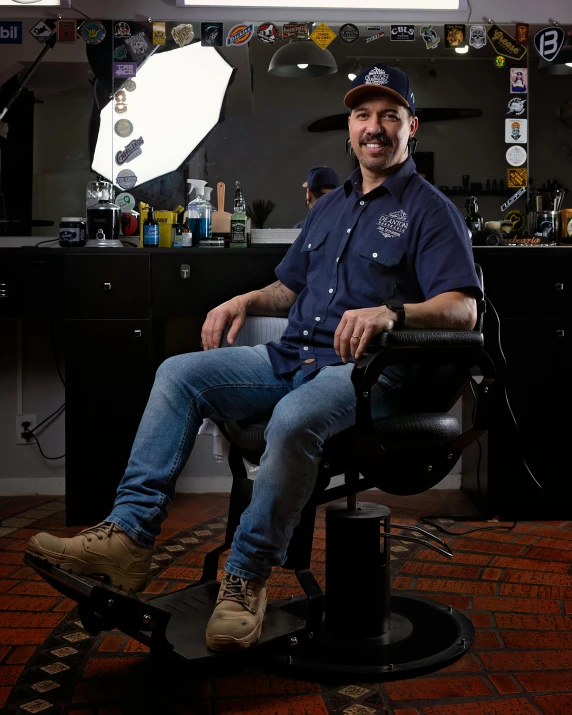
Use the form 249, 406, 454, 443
230, 181, 248, 248
186, 179, 213, 247
143, 206, 160, 247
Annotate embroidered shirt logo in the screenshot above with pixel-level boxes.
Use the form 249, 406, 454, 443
365, 67, 389, 86
377, 209, 409, 238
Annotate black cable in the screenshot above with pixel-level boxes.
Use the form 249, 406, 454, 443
26, 404, 65, 435
419, 515, 516, 537
34, 238, 59, 247
24, 428, 65, 460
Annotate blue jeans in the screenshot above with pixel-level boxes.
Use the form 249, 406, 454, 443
107, 345, 416, 582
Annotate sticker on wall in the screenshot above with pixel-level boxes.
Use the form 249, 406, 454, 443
510, 67, 527, 94
420, 25, 440, 49
114, 119, 134, 139
366, 25, 382, 31
310, 23, 336, 49
507, 167, 528, 188
124, 79, 136, 92
116, 169, 138, 190
506, 145, 527, 167
504, 208, 526, 232
507, 97, 526, 116
30, 19, 56, 44
338, 23, 359, 44
487, 24, 527, 60
366, 31, 385, 44
505, 118, 527, 143
444, 24, 465, 48
116, 137, 144, 166
500, 186, 526, 212
257, 23, 279, 44
516, 23, 529, 45
81, 21, 106, 45
125, 31, 152, 60
0, 21, 22, 45
283, 23, 307, 40
533, 26, 565, 62
152, 22, 166, 45
114, 44, 128, 60
469, 24, 486, 49
114, 90, 128, 114
226, 23, 254, 47
116, 192, 136, 212
390, 25, 415, 41
172, 23, 194, 47
113, 62, 137, 79
494, 56, 505, 67
114, 22, 131, 39
201, 23, 223, 47
57, 20, 77, 44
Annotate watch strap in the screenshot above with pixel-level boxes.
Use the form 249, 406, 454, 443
384, 300, 405, 329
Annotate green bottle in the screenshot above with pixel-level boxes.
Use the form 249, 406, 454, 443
230, 181, 248, 248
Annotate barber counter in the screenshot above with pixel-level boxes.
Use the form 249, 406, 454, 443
1, 245, 571, 523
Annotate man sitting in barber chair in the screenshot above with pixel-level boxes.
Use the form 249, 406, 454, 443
27, 63, 481, 653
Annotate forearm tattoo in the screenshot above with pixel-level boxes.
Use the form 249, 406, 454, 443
258, 281, 295, 315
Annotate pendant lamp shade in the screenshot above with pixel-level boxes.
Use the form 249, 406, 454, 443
538, 36, 572, 74
268, 40, 338, 77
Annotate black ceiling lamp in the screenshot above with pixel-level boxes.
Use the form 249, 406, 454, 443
268, 40, 338, 78
538, 30, 572, 74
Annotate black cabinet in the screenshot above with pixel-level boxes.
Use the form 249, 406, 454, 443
463, 248, 572, 517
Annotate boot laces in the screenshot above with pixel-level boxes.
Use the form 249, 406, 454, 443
219, 574, 256, 608
79, 522, 116, 543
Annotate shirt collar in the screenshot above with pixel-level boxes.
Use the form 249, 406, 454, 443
343, 155, 416, 202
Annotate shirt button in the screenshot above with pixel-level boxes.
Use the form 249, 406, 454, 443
307, 243, 312, 248
360, 200, 365, 206
315, 316, 321, 321
303, 346, 309, 351
329, 288, 334, 294
346, 228, 351, 234
372, 252, 378, 258
303, 330, 308, 336
336, 257, 340, 262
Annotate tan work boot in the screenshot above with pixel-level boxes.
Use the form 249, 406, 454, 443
26, 522, 152, 593
206, 571, 267, 652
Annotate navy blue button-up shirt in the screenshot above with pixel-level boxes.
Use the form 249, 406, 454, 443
266, 156, 482, 378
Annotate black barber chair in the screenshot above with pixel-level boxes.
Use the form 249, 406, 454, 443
25, 266, 495, 679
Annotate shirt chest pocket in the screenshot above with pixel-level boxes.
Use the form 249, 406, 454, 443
301, 230, 328, 284
350, 238, 405, 302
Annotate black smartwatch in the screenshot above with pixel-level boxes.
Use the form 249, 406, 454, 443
384, 300, 405, 329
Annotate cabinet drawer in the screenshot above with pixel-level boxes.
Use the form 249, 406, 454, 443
65, 254, 150, 318
487, 318, 572, 365
0, 253, 64, 318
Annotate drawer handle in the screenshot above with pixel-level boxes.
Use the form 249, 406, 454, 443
134, 330, 142, 338
181, 264, 190, 279
555, 283, 564, 291
103, 282, 112, 291
556, 329, 565, 338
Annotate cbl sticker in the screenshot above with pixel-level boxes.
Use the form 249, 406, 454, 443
115, 119, 134, 139
172, 23, 194, 47
391, 25, 415, 41
507, 168, 528, 188
420, 25, 440, 49
117, 170, 138, 190
339, 23, 359, 44
505, 118, 527, 143
227, 23, 254, 46
257, 23, 279, 44
81, 21, 106, 45
469, 24, 486, 49
506, 145, 527, 167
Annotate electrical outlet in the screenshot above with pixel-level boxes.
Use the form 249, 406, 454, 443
16, 414, 36, 445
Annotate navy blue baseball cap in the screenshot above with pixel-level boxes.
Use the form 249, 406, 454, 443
344, 62, 415, 115
303, 166, 340, 193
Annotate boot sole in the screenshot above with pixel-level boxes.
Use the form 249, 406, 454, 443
26, 541, 148, 593
206, 617, 264, 652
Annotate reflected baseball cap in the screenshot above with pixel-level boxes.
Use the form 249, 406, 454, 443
343, 62, 415, 115
303, 166, 340, 192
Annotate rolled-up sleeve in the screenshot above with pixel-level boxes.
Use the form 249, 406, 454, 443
415, 201, 483, 301
274, 224, 310, 294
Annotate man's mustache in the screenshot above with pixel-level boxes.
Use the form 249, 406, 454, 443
360, 133, 391, 146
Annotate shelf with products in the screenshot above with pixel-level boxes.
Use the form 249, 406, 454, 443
439, 190, 515, 197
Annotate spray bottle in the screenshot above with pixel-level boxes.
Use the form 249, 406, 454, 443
199, 187, 223, 247
185, 179, 212, 246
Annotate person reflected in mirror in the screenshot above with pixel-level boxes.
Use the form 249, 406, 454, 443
27, 63, 481, 655
293, 166, 339, 230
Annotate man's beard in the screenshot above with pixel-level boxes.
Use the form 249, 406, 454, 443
355, 133, 397, 172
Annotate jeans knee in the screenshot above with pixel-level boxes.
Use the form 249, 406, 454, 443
265, 402, 323, 452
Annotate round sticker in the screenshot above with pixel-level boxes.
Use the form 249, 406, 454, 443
114, 119, 133, 138
503, 208, 526, 232
116, 169, 137, 190
116, 192, 136, 211
339, 23, 359, 44
506, 145, 527, 167
257, 22, 279, 44
81, 21, 106, 45
495, 55, 506, 68
124, 79, 136, 92
114, 22, 131, 39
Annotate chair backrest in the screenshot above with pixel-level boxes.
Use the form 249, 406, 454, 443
407, 263, 484, 414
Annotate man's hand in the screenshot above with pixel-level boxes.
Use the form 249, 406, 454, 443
201, 296, 247, 350
334, 306, 396, 363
